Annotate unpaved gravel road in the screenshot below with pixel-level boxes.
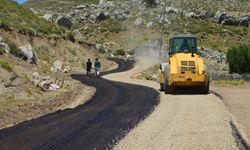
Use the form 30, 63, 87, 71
104, 62, 240, 150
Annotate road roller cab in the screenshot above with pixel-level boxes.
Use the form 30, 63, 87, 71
161, 34, 209, 94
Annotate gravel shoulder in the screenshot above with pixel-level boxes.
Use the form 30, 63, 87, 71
211, 84, 250, 148
104, 62, 239, 150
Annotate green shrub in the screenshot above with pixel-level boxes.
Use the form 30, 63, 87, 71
154, 64, 161, 69
65, 32, 75, 42
41, 63, 51, 73
6, 41, 21, 56
0, 60, 14, 72
115, 49, 126, 56
68, 48, 77, 56
81, 62, 86, 70
0, 48, 5, 55
99, 47, 106, 54
227, 44, 250, 73
100, 20, 127, 33
35, 45, 53, 63
144, 0, 156, 7
212, 79, 245, 86
0, 22, 12, 31
127, 50, 135, 55
143, 73, 152, 80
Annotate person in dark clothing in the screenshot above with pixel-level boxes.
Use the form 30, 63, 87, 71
94, 58, 101, 78
181, 39, 190, 52
86, 58, 92, 78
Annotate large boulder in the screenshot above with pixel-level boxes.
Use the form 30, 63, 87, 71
63, 65, 71, 73
90, 14, 97, 23
31, 72, 40, 87
96, 12, 109, 21
95, 43, 103, 50
38, 76, 52, 91
238, 17, 249, 27
19, 44, 37, 64
75, 5, 87, 10
185, 12, 211, 20
42, 14, 53, 22
215, 11, 238, 26
195, 12, 212, 20
112, 10, 129, 21
199, 47, 229, 71
51, 60, 62, 72
221, 17, 237, 26
146, 22, 154, 28
215, 11, 228, 24
99, 0, 106, 9
165, 7, 180, 14
0, 35, 10, 54
156, 14, 169, 23
73, 30, 83, 39
56, 16, 72, 29
185, 12, 195, 18
0, 42, 10, 54
134, 18, 144, 27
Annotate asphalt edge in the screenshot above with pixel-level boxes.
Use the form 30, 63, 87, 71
210, 90, 250, 150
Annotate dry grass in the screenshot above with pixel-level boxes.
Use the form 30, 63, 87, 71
212, 79, 245, 86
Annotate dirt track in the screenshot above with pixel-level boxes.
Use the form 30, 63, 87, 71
105, 63, 240, 150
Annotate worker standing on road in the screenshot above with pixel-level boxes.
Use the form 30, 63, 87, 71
124, 50, 128, 63
94, 58, 101, 78
86, 58, 92, 78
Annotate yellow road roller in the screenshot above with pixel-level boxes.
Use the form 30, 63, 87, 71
159, 34, 209, 94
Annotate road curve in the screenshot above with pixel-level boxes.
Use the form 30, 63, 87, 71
0, 58, 160, 150
105, 63, 240, 150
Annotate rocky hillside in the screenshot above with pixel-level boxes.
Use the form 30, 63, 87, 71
23, 0, 250, 50
0, 0, 116, 128
0, 0, 66, 36
24, 0, 250, 66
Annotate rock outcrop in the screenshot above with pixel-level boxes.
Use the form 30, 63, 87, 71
199, 47, 228, 72
134, 18, 144, 27
0, 36, 10, 54
51, 60, 62, 72
19, 44, 37, 64
215, 11, 250, 27
56, 16, 72, 29
96, 12, 109, 21
238, 17, 249, 27
42, 14, 53, 22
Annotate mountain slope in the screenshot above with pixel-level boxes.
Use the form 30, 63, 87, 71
22, 0, 250, 51
167, 0, 250, 13
24, 0, 99, 10
0, 0, 65, 35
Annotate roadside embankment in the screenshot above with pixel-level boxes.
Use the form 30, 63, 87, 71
211, 85, 250, 149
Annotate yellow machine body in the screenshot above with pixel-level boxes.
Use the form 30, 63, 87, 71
168, 53, 208, 87
160, 34, 209, 93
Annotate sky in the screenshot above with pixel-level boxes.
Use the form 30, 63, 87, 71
15, 0, 28, 4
